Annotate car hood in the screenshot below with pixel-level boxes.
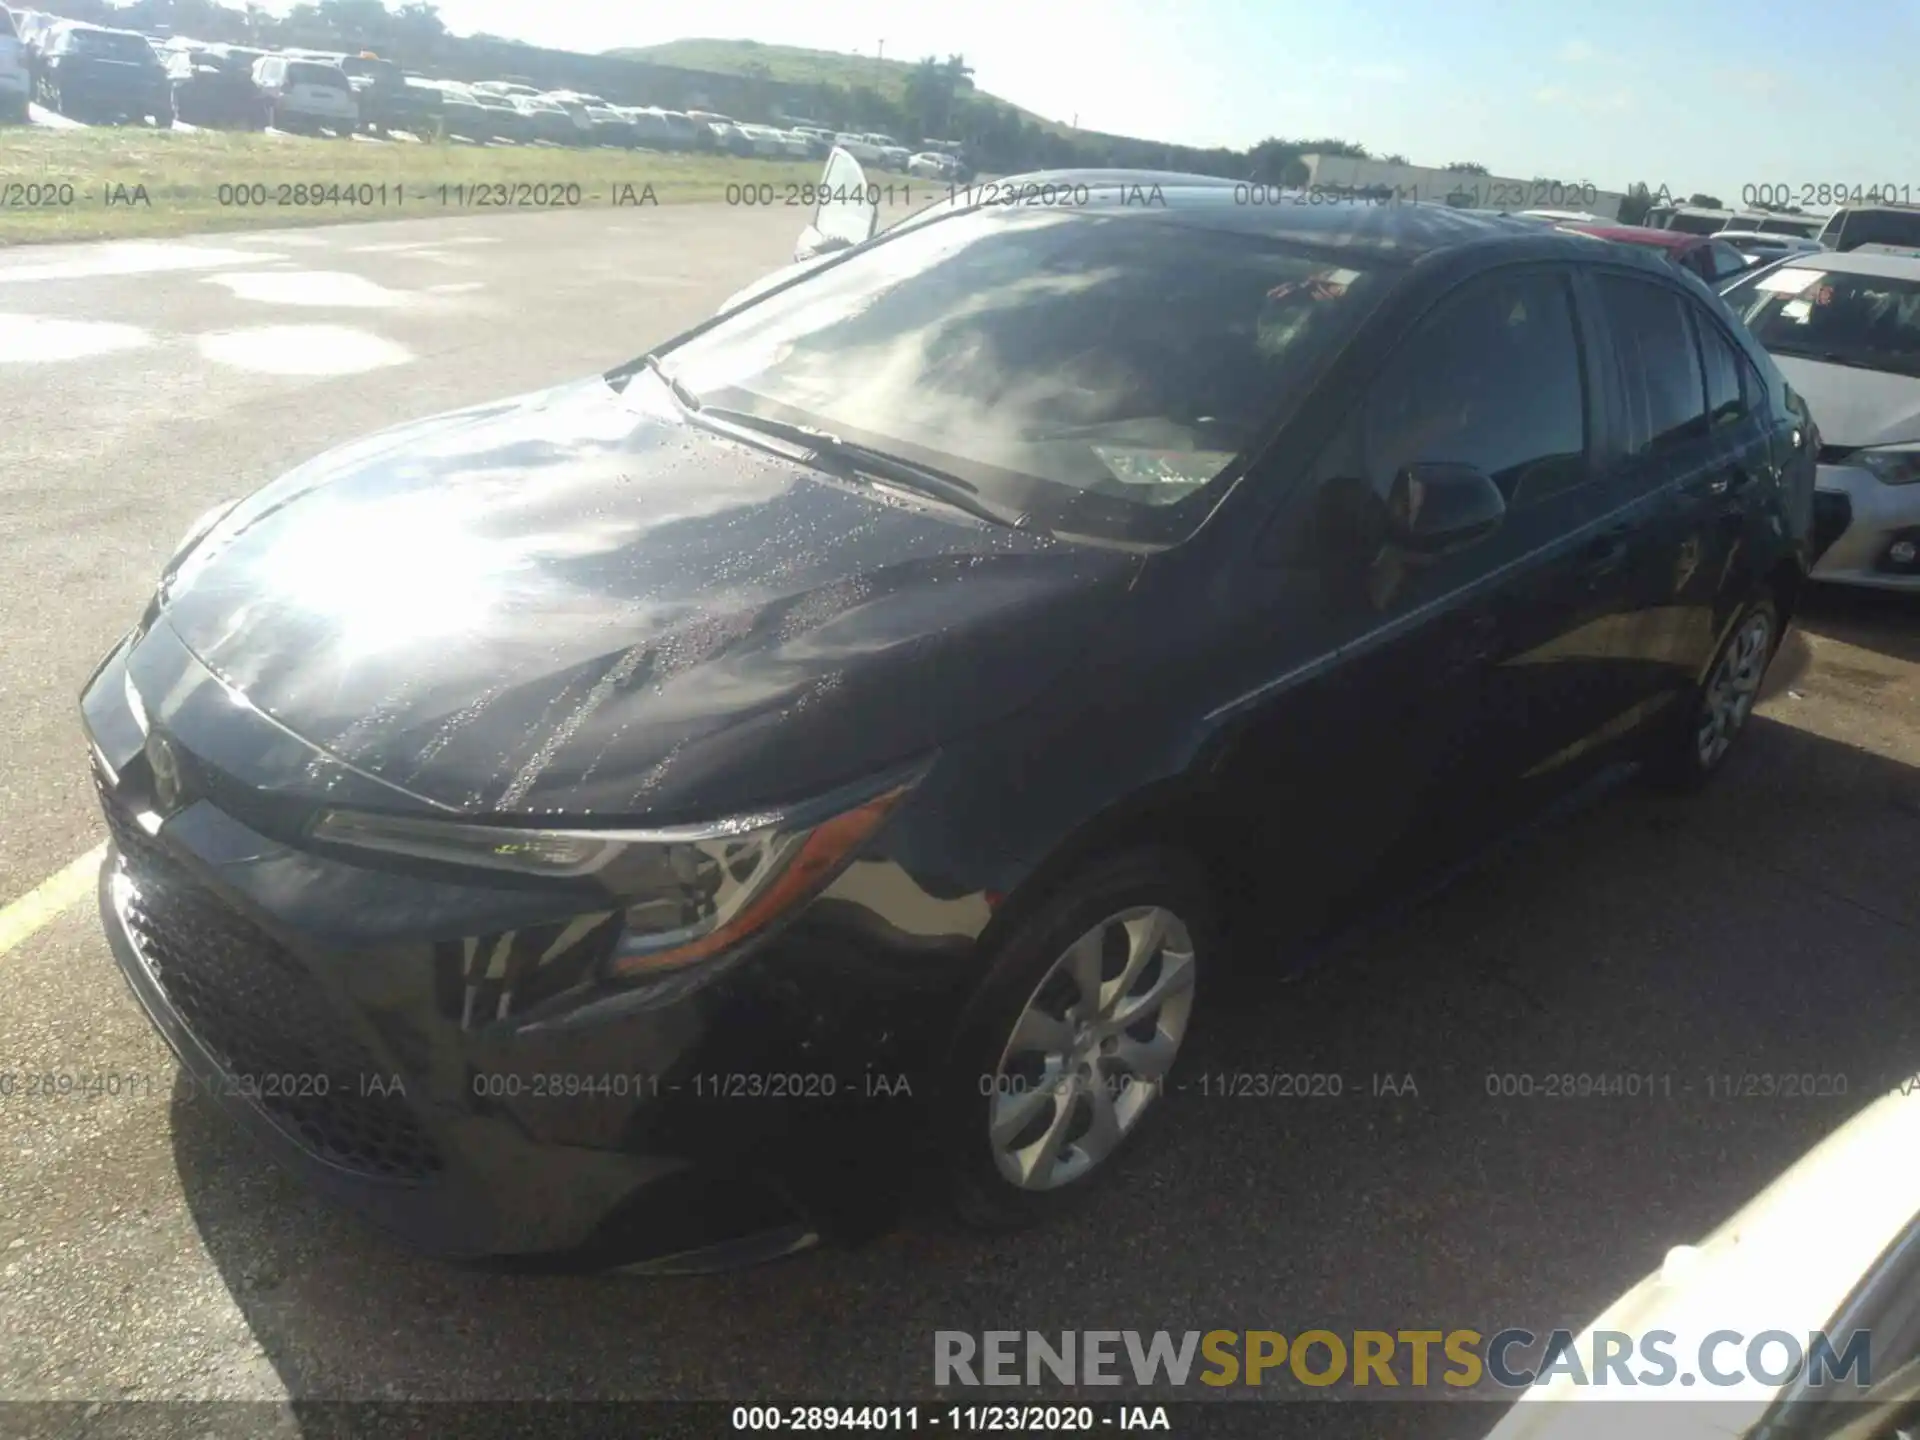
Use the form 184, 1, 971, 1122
1773, 354, 1920, 448
159, 374, 1134, 822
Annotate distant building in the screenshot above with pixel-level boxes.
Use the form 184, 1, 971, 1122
1298, 154, 1626, 221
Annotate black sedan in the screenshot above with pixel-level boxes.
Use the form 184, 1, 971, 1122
83, 157, 1818, 1269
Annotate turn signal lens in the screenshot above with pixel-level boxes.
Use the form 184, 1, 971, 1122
606, 786, 910, 978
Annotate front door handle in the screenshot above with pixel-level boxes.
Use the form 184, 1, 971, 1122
1705, 466, 1756, 498
1579, 531, 1632, 584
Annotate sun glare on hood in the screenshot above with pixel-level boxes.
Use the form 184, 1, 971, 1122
257, 492, 510, 658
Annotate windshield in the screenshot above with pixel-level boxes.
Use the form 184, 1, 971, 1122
655, 207, 1391, 544
1723, 265, 1920, 377
340, 56, 399, 84
1823, 208, 1920, 253
1666, 211, 1730, 235
62, 27, 156, 61
285, 60, 345, 87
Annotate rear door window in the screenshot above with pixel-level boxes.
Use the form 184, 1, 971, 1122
286, 61, 343, 87
1694, 313, 1748, 430
1593, 273, 1710, 459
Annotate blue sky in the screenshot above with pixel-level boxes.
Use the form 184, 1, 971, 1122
385, 0, 1908, 203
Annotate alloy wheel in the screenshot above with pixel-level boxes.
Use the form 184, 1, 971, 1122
987, 905, 1196, 1191
1695, 610, 1773, 769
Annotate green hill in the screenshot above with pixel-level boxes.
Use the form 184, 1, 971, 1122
604, 37, 1072, 135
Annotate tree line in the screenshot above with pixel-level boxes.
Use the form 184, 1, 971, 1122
36, 0, 1495, 181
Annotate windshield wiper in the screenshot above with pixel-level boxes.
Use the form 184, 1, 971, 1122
681, 400, 1034, 532
641, 353, 700, 410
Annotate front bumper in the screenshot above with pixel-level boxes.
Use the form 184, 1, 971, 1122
82, 620, 984, 1261
1812, 462, 1920, 591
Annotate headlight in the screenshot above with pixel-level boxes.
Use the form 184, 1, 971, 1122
308, 773, 919, 977
1856, 447, 1920, 486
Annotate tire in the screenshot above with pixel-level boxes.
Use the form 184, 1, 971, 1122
936, 845, 1215, 1232
1648, 596, 1779, 792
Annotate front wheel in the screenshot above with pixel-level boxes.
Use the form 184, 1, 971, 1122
937, 846, 1213, 1231
1649, 597, 1778, 791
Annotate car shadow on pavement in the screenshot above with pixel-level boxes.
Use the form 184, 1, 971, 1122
1796, 583, 1920, 665
166, 705, 1920, 1421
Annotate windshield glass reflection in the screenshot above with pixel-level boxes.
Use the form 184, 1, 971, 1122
662, 207, 1390, 542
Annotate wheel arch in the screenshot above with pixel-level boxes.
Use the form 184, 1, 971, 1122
972, 775, 1240, 968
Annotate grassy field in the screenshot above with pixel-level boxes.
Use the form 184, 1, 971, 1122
0, 126, 830, 244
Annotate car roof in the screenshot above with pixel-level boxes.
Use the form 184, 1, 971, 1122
1715, 230, 1817, 246
53, 20, 146, 36
1770, 247, 1920, 278
1560, 222, 1704, 251
922, 176, 1673, 269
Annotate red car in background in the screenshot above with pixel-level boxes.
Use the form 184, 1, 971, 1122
1558, 223, 1756, 291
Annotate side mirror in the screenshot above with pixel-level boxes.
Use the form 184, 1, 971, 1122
1385, 463, 1506, 554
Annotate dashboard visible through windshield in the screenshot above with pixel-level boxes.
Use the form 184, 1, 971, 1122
653, 207, 1389, 543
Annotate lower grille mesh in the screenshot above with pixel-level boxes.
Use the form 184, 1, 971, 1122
99, 776, 444, 1180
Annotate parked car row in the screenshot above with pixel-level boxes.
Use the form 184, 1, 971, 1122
0, 14, 935, 154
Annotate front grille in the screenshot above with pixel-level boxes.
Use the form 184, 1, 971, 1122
96, 774, 444, 1181
1817, 444, 1858, 465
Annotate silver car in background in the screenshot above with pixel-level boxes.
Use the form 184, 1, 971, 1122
1722, 249, 1920, 590
1715, 229, 1825, 266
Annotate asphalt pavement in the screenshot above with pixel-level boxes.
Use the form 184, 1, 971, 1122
0, 206, 1917, 1433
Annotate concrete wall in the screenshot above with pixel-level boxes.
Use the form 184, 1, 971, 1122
1300, 155, 1625, 220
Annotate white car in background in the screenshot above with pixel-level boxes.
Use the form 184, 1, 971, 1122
831, 130, 885, 164
1721, 249, 1920, 591
1485, 1084, 1920, 1440
252, 53, 358, 135
909, 151, 961, 180
0, 4, 30, 122
735, 123, 789, 158
870, 136, 911, 171
1715, 229, 1825, 265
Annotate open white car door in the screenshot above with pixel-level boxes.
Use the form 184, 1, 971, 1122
714, 147, 879, 316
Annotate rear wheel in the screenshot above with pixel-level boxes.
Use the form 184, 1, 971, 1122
1649, 597, 1778, 791
937, 846, 1213, 1231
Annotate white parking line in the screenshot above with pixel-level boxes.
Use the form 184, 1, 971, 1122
0, 845, 106, 958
